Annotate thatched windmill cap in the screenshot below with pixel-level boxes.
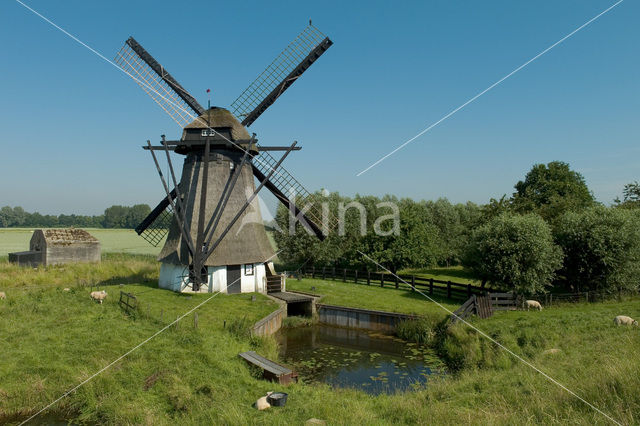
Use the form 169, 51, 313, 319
183, 107, 251, 141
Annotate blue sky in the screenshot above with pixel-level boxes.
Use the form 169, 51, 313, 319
0, 0, 637, 215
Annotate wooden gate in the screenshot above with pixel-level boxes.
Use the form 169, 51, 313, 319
475, 295, 493, 319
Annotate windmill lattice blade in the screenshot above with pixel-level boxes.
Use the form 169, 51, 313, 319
114, 37, 204, 128
230, 23, 332, 127
136, 205, 173, 247
253, 149, 338, 235
135, 189, 178, 247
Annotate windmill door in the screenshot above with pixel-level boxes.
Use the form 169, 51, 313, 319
227, 265, 242, 294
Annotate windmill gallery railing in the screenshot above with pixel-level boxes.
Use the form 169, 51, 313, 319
297, 266, 487, 300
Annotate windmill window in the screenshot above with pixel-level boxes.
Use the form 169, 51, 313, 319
245, 264, 254, 275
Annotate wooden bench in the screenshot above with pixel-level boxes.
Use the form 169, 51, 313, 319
238, 351, 298, 385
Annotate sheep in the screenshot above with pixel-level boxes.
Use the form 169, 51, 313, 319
0, 291, 5, 300
90, 290, 107, 304
254, 391, 273, 411
614, 315, 638, 326
524, 300, 542, 311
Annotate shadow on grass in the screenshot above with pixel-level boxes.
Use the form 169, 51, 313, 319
399, 266, 478, 282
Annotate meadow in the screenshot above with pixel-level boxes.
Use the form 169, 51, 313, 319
0, 230, 639, 424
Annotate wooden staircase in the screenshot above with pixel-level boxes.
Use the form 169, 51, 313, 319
265, 261, 285, 293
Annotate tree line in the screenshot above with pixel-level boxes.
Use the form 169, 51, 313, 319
0, 204, 151, 229
274, 161, 640, 295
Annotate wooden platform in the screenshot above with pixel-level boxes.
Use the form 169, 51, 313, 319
269, 291, 313, 303
238, 351, 298, 385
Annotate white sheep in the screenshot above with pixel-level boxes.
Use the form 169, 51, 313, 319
614, 315, 638, 326
90, 290, 107, 304
63, 288, 71, 292
254, 391, 273, 411
524, 300, 542, 311
0, 291, 5, 300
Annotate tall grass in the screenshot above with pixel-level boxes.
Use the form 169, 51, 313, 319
0, 253, 159, 291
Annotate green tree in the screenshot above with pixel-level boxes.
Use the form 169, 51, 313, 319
126, 204, 152, 228
466, 213, 563, 294
614, 181, 640, 209
481, 195, 511, 222
555, 206, 640, 292
512, 161, 595, 222
361, 197, 438, 272
103, 205, 129, 228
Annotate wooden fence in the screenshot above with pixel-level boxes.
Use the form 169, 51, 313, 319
451, 292, 518, 323
299, 265, 487, 301
119, 291, 137, 313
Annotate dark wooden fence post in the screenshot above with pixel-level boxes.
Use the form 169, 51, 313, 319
312, 266, 315, 279
322, 267, 325, 280
354, 270, 358, 283
380, 273, 384, 287
395, 275, 399, 289
411, 276, 415, 291
447, 281, 452, 299
343, 268, 347, 282
429, 278, 434, 295
367, 271, 371, 286
332, 267, 336, 280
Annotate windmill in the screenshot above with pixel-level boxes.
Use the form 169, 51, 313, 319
114, 22, 335, 293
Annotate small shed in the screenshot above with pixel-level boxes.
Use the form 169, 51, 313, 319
9, 229, 101, 266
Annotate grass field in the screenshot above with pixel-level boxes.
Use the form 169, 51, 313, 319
1, 234, 639, 424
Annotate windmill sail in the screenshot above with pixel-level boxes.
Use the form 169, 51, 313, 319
114, 37, 204, 127
251, 150, 337, 238
134, 188, 178, 247
230, 23, 333, 127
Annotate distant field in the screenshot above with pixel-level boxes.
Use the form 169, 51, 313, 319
0, 228, 162, 257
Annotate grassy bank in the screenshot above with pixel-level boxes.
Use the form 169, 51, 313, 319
286, 277, 460, 315
2, 258, 639, 424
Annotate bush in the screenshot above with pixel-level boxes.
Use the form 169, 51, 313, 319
396, 313, 447, 345
465, 213, 563, 294
555, 206, 640, 292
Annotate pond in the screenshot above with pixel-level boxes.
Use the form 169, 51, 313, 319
276, 324, 445, 395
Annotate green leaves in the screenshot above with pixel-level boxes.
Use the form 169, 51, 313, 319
511, 161, 595, 223
555, 206, 640, 292
466, 213, 562, 294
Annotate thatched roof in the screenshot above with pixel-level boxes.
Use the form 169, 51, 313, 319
183, 107, 251, 141
158, 152, 274, 267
